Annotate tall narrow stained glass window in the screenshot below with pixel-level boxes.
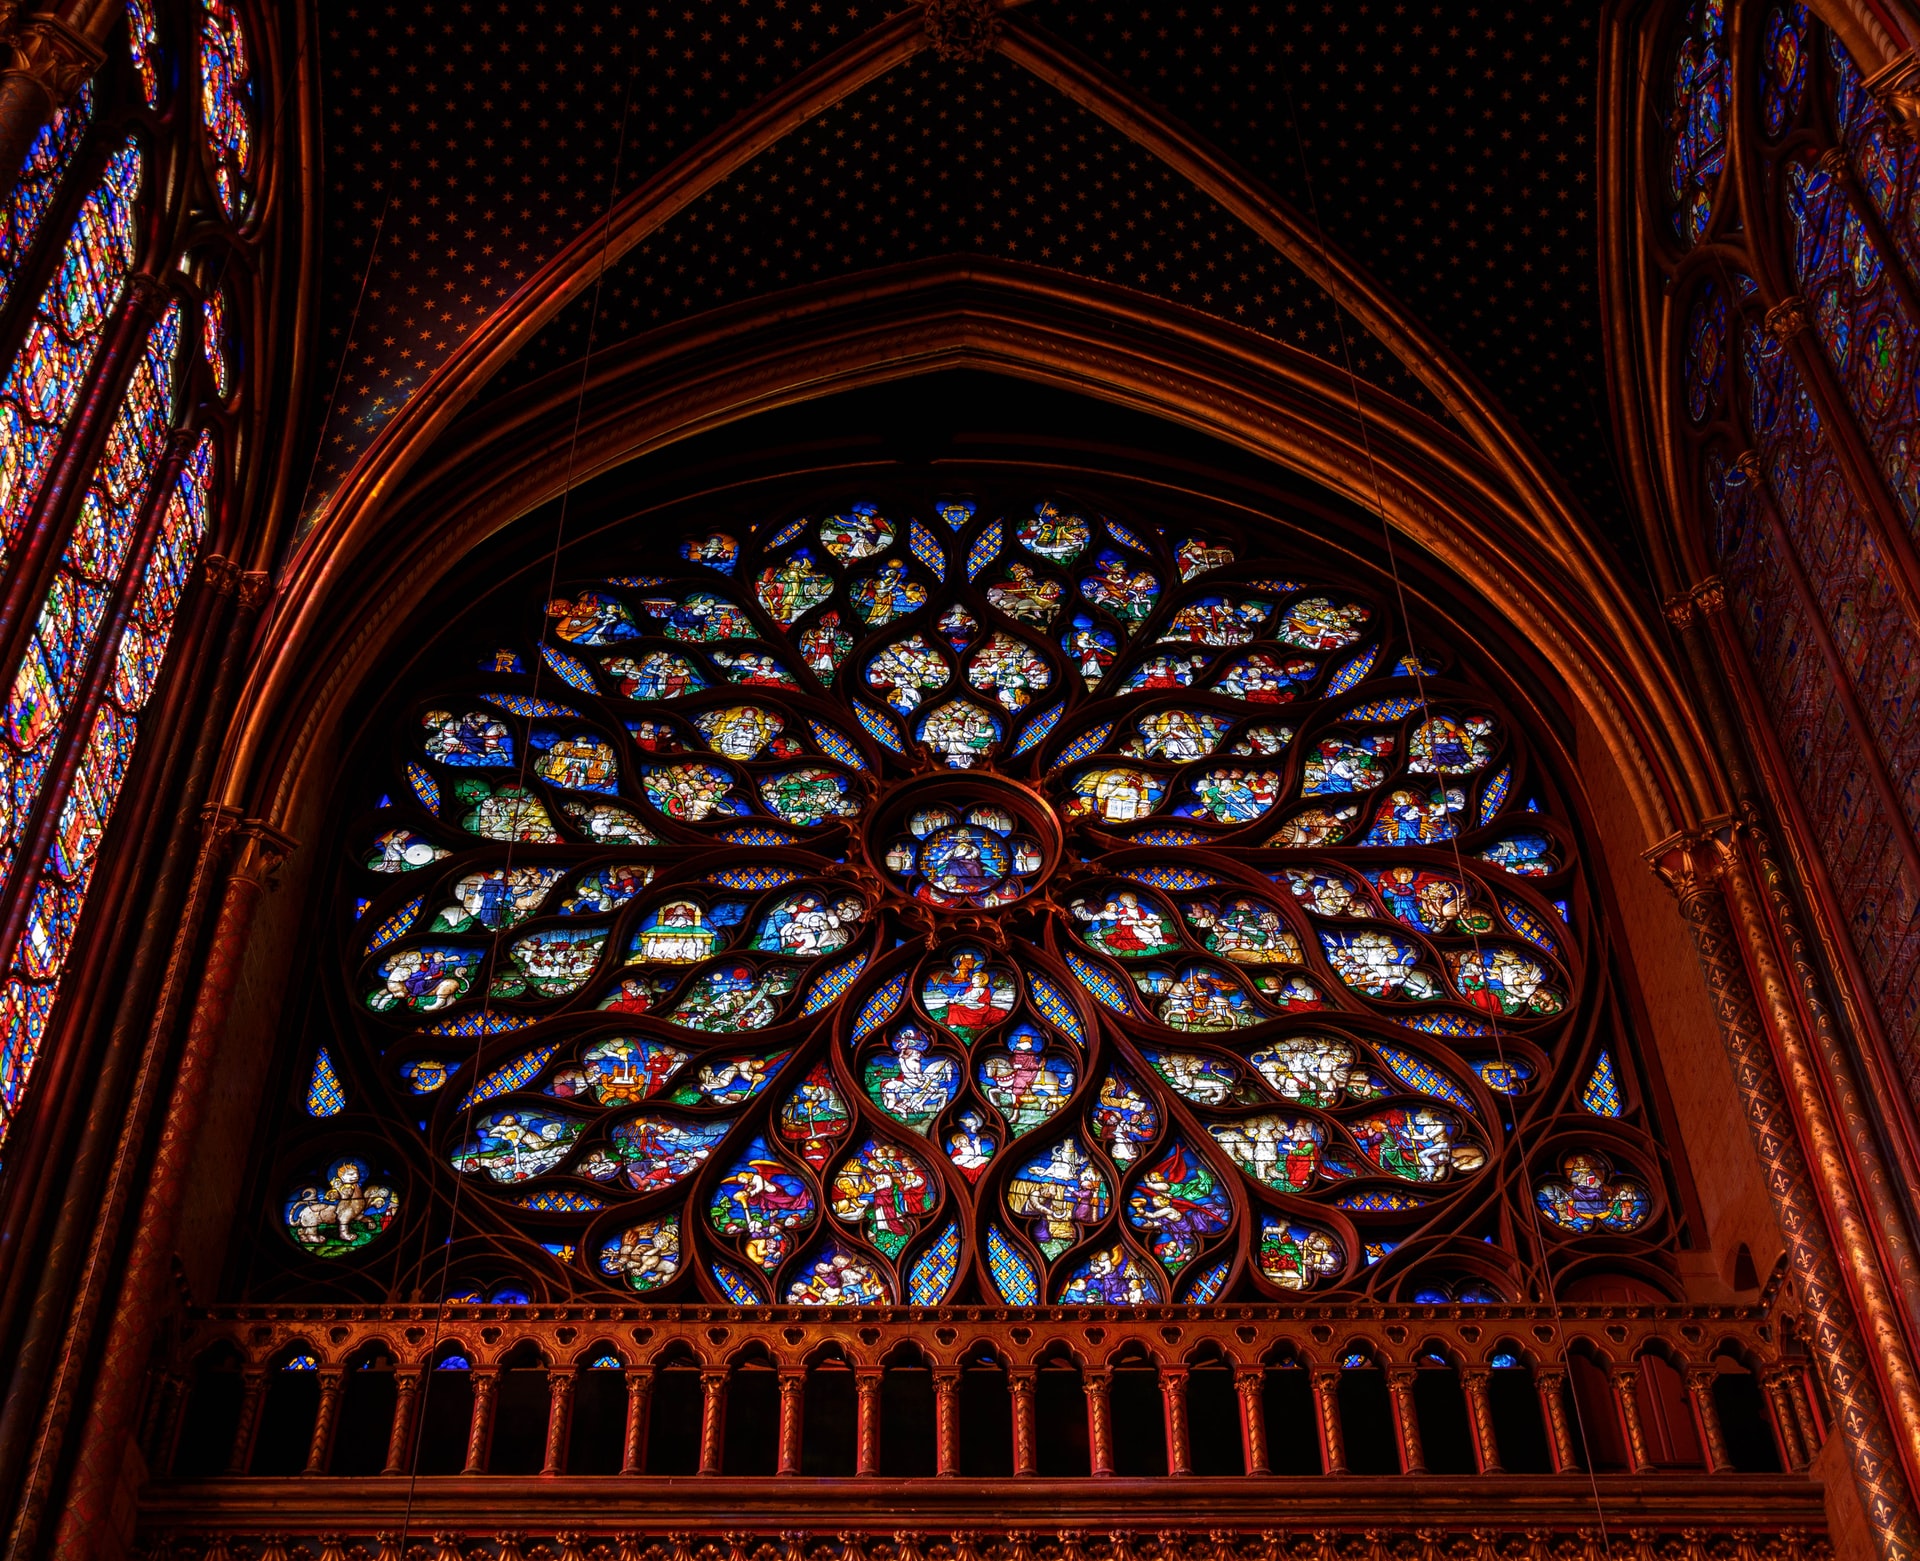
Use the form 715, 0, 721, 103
198, 0, 254, 221
272, 496, 1679, 1306
0, 303, 183, 896
0, 142, 142, 574
1668, 10, 1920, 1083
0, 83, 94, 314
0, 436, 217, 1143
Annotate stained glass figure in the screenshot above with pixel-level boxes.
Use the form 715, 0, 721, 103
1350, 1108, 1482, 1182
284, 1159, 399, 1257
1445, 946, 1566, 1017
1090, 1067, 1159, 1164
709, 1137, 815, 1269
831, 1136, 938, 1256
864, 1024, 961, 1129
779, 1061, 851, 1168
1318, 929, 1442, 1001
1006, 1135, 1107, 1256
1070, 889, 1182, 958
312, 497, 1637, 1304
1535, 1150, 1651, 1233
978, 1026, 1074, 1133
1058, 1246, 1161, 1305
199, 0, 254, 217
968, 632, 1052, 710
548, 1036, 687, 1104
1251, 1221, 1344, 1290
606, 651, 706, 700
599, 1216, 682, 1292
866, 633, 948, 713
756, 550, 835, 625
850, 559, 926, 627
819, 502, 895, 560
610, 1114, 733, 1192
1210, 1114, 1324, 1192
785, 1244, 889, 1305
1210, 652, 1316, 702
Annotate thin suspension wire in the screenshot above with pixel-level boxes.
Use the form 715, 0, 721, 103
387, 72, 637, 1526
1276, 79, 1617, 1528
293, 193, 392, 537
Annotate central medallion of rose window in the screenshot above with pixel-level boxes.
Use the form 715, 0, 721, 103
871, 776, 1061, 909
310, 495, 1661, 1310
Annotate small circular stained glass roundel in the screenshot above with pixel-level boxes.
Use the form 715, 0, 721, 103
316, 494, 1663, 1307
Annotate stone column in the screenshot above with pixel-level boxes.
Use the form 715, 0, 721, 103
778, 1370, 805, 1477
544, 1368, 576, 1476
1085, 1371, 1114, 1477
1650, 825, 1920, 1558
1461, 1368, 1501, 1474
1311, 1370, 1345, 1475
855, 1370, 882, 1477
1764, 1370, 1810, 1472
385, 1371, 422, 1476
1611, 1368, 1653, 1475
699, 1370, 727, 1476
226, 1369, 266, 1475
304, 1369, 344, 1476
934, 1369, 961, 1476
1160, 1365, 1191, 1477
622, 1370, 651, 1476
1684, 1367, 1732, 1474
464, 1370, 498, 1475
1534, 1369, 1577, 1474
1235, 1367, 1268, 1475
1387, 1369, 1425, 1475
48, 820, 294, 1561
1009, 1372, 1036, 1477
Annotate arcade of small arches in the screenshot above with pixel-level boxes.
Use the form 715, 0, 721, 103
167, 1308, 1804, 1484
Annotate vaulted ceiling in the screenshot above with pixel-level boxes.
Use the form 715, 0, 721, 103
302, 0, 1626, 562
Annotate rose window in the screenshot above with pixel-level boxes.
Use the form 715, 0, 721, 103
283, 495, 1675, 1307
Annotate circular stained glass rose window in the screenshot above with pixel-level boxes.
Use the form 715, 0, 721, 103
310, 494, 1671, 1306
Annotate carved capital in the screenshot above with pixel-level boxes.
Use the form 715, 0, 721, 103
1764, 295, 1811, 343
1644, 819, 1733, 906
4, 15, 103, 101
1816, 145, 1852, 181
1692, 575, 1727, 616
1664, 575, 1728, 630
201, 554, 271, 607
1865, 49, 1920, 144
923, 0, 999, 62
232, 820, 297, 890
1663, 592, 1697, 630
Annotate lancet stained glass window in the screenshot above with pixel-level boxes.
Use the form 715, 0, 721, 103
287, 494, 1675, 1307
0, 82, 93, 315
1671, 12, 1920, 1078
0, 141, 142, 574
198, 0, 254, 220
0, 436, 216, 1149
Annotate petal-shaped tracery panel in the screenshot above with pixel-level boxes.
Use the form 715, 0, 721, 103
281, 493, 1675, 1306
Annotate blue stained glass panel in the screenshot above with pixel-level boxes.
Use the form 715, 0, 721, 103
987, 1226, 1038, 1305
907, 1223, 961, 1306
0, 83, 93, 314
1581, 1050, 1623, 1117
306, 1046, 345, 1117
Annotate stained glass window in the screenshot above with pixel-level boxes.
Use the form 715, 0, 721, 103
198, 0, 255, 220
202, 283, 232, 397
292, 496, 1670, 1306
0, 82, 93, 315
1667, 0, 1729, 244
0, 437, 215, 1152
0, 303, 181, 898
0, 141, 143, 576
126, 0, 163, 108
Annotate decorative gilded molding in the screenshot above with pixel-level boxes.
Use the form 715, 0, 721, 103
1764, 296, 1812, 343
201, 555, 272, 608
1646, 824, 1920, 1561
923, 0, 998, 62
2, 13, 102, 100
1866, 49, 1920, 143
